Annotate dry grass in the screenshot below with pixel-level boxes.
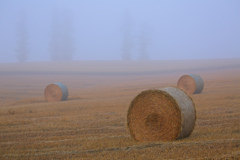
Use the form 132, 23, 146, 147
127, 87, 196, 142
0, 60, 240, 159
177, 74, 204, 94
44, 83, 68, 102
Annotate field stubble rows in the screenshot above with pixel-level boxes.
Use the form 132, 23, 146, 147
0, 62, 240, 159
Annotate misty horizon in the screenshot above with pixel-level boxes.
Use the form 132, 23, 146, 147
0, 0, 240, 63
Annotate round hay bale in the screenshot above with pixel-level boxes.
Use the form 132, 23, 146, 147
44, 83, 68, 102
177, 74, 204, 94
127, 87, 196, 142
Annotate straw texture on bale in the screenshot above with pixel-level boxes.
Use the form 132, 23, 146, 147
127, 87, 196, 142
44, 83, 68, 102
177, 74, 204, 94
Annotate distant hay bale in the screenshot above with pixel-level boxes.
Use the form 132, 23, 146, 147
44, 83, 68, 102
177, 74, 204, 94
127, 87, 196, 142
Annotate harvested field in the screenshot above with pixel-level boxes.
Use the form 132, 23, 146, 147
0, 59, 240, 159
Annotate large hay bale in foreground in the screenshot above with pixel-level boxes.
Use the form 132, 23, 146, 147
44, 83, 68, 102
127, 87, 196, 142
177, 74, 204, 94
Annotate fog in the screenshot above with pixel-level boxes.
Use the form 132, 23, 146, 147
0, 0, 240, 63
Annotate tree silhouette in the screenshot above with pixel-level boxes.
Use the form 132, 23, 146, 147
49, 9, 75, 61
16, 10, 29, 62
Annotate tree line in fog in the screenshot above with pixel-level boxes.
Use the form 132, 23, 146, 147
16, 10, 150, 62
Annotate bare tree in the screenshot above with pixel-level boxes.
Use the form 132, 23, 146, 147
16, 10, 29, 62
121, 10, 133, 61
49, 9, 75, 61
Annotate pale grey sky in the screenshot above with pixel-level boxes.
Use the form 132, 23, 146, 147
0, 0, 240, 62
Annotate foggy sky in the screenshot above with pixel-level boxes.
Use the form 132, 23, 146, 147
0, 0, 240, 63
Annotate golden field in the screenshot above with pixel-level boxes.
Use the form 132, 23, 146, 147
0, 59, 240, 159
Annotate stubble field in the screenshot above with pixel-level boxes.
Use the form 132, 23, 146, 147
0, 59, 240, 159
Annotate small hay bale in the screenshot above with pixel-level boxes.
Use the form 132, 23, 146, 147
44, 83, 68, 102
127, 87, 196, 142
177, 74, 204, 94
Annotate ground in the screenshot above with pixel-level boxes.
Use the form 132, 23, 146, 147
0, 59, 240, 159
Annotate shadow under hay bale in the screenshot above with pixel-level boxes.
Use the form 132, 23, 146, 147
177, 74, 204, 95
127, 87, 196, 142
44, 82, 68, 102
